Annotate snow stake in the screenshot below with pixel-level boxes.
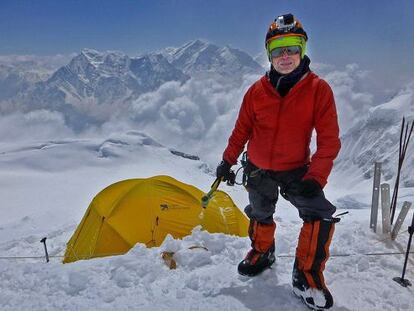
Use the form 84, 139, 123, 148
393, 211, 414, 287
392, 201, 412, 240
40, 237, 49, 263
201, 177, 221, 208
370, 162, 382, 232
381, 183, 391, 235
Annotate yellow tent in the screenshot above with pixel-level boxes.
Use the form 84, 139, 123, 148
63, 175, 248, 263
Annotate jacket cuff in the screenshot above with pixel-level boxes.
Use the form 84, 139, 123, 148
223, 155, 237, 166
302, 174, 326, 189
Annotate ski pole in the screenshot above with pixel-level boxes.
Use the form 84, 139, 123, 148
390, 118, 414, 224
40, 237, 49, 263
201, 177, 222, 208
393, 211, 414, 287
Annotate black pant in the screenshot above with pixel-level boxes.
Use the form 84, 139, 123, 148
244, 161, 336, 224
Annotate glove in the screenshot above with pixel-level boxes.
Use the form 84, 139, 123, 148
287, 179, 322, 198
216, 160, 232, 182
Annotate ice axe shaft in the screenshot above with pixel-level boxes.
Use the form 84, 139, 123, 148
201, 177, 222, 208
40, 237, 49, 263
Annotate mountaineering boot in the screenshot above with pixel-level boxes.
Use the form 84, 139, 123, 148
238, 220, 276, 276
292, 218, 336, 310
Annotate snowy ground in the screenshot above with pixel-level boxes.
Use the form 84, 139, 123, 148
0, 132, 413, 311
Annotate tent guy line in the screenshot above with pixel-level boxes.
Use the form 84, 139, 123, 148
0, 251, 412, 261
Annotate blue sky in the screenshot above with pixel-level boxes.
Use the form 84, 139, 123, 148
1, 0, 413, 80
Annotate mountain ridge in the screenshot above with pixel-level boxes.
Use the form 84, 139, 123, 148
1, 40, 263, 130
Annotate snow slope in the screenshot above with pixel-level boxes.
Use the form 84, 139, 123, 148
0, 133, 413, 311
336, 81, 414, 189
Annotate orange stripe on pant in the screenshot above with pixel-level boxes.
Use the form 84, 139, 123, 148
295, 220, 335, 289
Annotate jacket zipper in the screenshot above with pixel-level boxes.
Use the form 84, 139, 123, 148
276, 76, 284, 90
269, 96, 284, 168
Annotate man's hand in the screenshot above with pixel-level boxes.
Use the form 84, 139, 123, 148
216, 160, 233, 182
287, 179, 322, 197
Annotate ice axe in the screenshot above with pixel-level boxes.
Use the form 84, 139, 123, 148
40, 237, 49, 263
201, 169, 236, 208
201, 177, 222, 208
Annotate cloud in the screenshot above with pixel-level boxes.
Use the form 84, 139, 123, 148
110, 63, 393, 166
0, 110, 74, 142
311, 62, 336, 76
320, 63, 374, 133
115, 74, 259, 165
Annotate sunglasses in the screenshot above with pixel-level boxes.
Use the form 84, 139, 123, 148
270, 45, 301, 58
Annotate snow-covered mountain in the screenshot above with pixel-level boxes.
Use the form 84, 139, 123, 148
254, 50, 269, 71
52, 49, 189, 103
0, 64, 45, 104
8, 49, 189, 129
336, 82, 414, 187
162, 39, 263, 78
0, 55, 71, 105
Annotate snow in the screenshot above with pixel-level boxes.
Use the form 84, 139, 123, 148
0, 132, 413, 311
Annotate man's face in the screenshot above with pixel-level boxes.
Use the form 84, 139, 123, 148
271, 46, 301, 75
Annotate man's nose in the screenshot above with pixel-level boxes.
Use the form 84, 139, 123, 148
280, 50, 290, 58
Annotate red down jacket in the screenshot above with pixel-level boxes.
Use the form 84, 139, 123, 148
223, 72, 341, 188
